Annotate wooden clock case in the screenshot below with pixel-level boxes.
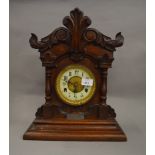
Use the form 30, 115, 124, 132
23, 8, 127, 141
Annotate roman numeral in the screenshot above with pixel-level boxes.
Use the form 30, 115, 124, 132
69, 72, 72, 76
85, 88, 88, 93
80, 93, 83, 97
64, 76, 68, 82
64, 88, 67, 92
75, 70, 79, 75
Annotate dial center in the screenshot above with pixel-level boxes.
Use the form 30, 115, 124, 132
68, 76, 84, 93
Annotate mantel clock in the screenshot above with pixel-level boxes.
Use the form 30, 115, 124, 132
23, 8, 127, 141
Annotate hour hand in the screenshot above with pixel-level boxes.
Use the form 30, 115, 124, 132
68, 81, 74, 85
73, 85, 78, 97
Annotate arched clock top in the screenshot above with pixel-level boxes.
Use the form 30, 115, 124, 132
29, 8, 124, 65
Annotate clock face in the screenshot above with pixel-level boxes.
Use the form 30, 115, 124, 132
55, 64, 96, 106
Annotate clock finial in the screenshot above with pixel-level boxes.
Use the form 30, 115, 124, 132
63, 8, 91, 50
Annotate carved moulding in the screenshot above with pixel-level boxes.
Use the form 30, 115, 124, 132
29, 8, 124, 67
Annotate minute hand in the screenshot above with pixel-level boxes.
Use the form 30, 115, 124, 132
73, 84, 78, 97
68, 81, 74, 85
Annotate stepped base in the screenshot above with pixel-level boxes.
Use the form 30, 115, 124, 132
23, 118, 127, 141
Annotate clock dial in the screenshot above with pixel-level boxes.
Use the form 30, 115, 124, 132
55, 64, 96, 106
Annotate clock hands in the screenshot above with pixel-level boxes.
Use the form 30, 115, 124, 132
73, 83, 78, 98
68, 80, 74, 85
73, 89, 76, 98
68, 77, 84, 96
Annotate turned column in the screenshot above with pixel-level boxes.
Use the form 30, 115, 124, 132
97, 55, 112, 119
100, 67, 108, 105
43, 65, 63, 118
97, 55, 109, 105
45, 67, 53, 104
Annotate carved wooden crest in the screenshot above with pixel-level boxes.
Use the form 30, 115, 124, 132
29, 8, 124, 65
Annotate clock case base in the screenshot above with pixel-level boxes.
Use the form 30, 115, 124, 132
23, 118, 127, 141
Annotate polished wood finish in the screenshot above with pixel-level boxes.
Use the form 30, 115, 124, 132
23, 8, 127, 141
23, 118, 126, 141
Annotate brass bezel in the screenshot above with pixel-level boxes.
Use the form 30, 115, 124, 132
55, 64, 96, 106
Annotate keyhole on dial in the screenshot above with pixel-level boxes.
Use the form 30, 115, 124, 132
85, 88, 88, 93
64, 88, 67, 92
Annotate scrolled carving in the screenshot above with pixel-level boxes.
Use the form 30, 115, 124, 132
85, 104, 116, 119
41, 27, 70, 44
29, 8, 124, 56
29, 27, 71, 52
83, 29, 124, 52
98, 104, 116, 119
55, 29, 68, 41
103, 32, 124, 50
29, 33, 47, 50
106, 105, 116, 118
35, 105, 43, 118
84, 30, 97, 42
